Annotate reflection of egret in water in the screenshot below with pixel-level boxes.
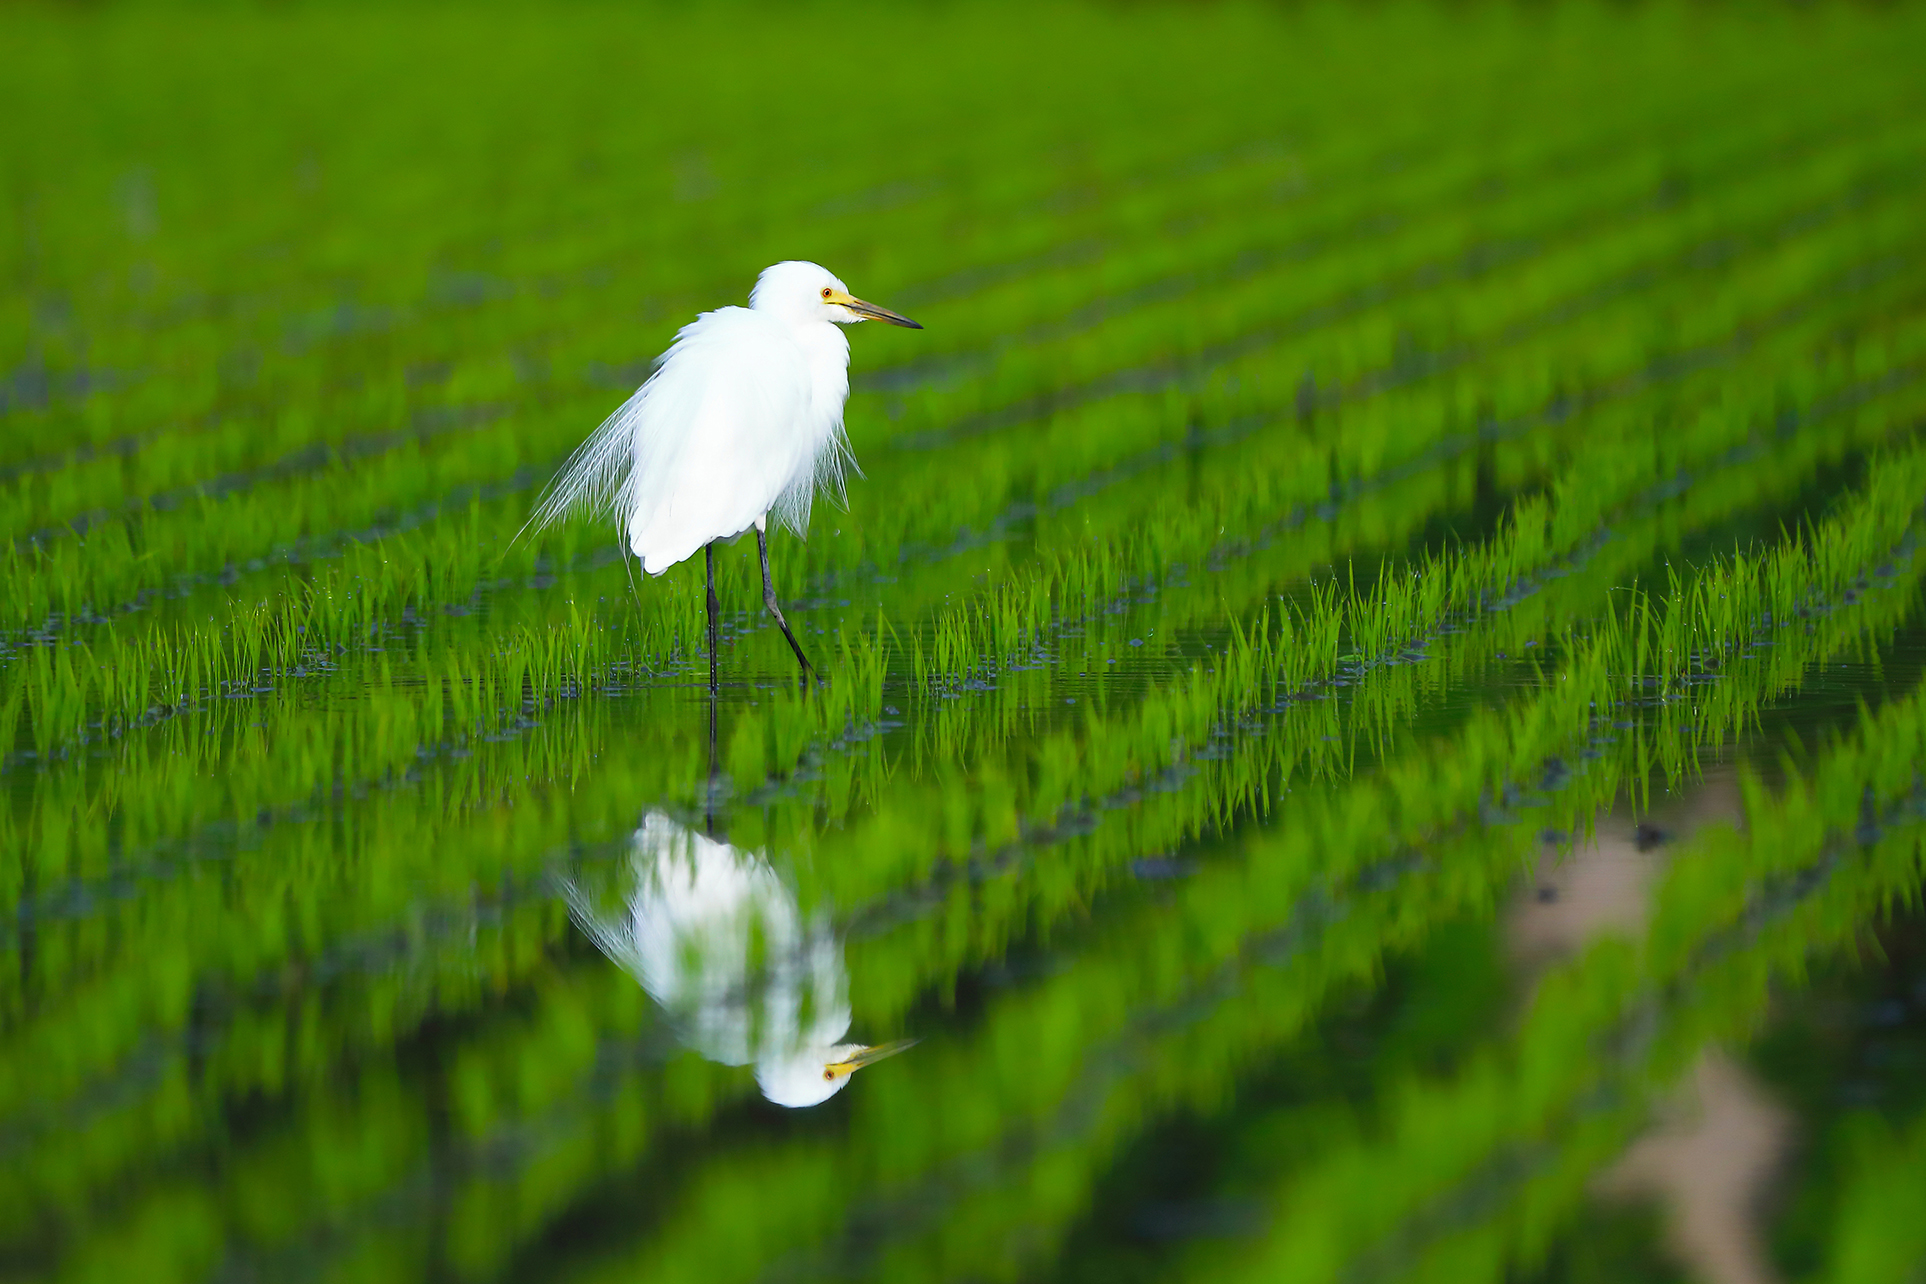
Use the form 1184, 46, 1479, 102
562, 811, 913, 1107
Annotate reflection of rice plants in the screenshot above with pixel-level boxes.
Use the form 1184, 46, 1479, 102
5, 2, 1926, 1280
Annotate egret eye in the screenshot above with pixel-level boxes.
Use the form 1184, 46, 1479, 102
823, 1068, 835, 1081
821, 287, 833, 299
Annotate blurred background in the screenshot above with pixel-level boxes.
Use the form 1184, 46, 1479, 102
5, 2, 1926, 1281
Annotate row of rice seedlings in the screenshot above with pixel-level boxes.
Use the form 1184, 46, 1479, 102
15, 74, 1926, 639
4, 533, 646, 761
0, 695, 468, 913
11, 315, 1910, 847
490, 560, 1922, 1284
875, 53, 1867, 382
0, 396, 1578, 754
0, 40, 1671, 515
9, 304, 1916, 940
889, 305, 1926, 769
3, 442, 1910, 1262
7, 0, 1857, 490
1655, 459, 1924, 688
724, 442, 1922, 957
0, 678, 736, 1146
0, 671, 683, 969
807, 438, 1926, 947
896, 334, 1921, 713
0, 531, 1810, 1278
608, 467, 1926, 1278
71, 205, 1926, 712
16, 375, 1913, 1084
871, 665, 1926, 1284
0, 399, 580, 629
1201, 678, 1926, 1284
17, 170, 1922, 744
9, 0, 1527, 390
0, 60, 1440, 500
903, 0, 1881, 368
996, 217, 1926, 610
3, 32, 1895, 581
7, 30, 1910, 877
1006, 273, 1920, 607
877, 117, 1926, 451
11, 10, 1926, 1278
0, 400, 1474, 866
0, 400, 1810, 950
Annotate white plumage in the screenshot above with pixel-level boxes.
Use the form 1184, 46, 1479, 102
561, 810, 914, 1108
527, 261, 916, 573
527, 261, 920, 678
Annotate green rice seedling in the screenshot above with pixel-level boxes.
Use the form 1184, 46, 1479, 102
4, 1, 1888, 492
11, 304, 1910, 904
806, 441, 1926, 977
604, 548, 1926, 1284
1812, 1107, 1926, 1284
3, 471, 1910, 1284
15, 49, 1926, 654
7, 234, 1910, 754
1191, 670, 1926, 1284
8, 3, 1926, 1276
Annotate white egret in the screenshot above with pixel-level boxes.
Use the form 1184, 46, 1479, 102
528, 261, 921, 685
561, 810, 915, 1108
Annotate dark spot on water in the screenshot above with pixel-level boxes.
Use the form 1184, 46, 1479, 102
1132, 1197, 1267, 1241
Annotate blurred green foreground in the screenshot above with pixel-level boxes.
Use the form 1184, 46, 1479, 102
4, 2, 1926, 1281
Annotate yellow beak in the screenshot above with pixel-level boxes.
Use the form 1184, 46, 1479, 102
825, 289, 922, 329
824, 1038, 919, 1079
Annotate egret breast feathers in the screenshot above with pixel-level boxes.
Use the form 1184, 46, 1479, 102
526, 305, 855, 575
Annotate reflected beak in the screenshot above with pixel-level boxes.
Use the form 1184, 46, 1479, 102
824, 1038, 919, 1078
827, 289, 923, 329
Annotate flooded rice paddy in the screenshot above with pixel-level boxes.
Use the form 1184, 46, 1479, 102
5, 3, 1926, 1280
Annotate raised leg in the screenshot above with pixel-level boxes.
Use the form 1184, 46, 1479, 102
758, 526, 814, 677
705, 541, 720, 695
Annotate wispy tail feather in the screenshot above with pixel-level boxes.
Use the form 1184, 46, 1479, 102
514, 384, 647, 547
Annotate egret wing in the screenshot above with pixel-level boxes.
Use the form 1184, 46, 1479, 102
623, 309, 815, 572
526, 306, 827, 574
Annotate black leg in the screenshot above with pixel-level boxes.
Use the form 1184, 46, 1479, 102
758, 526, 814, 678
705, 542, 720, 695
705, 679, 718, 837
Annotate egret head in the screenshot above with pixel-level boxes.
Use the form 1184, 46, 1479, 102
752, 260, 922, 330
756, 1039, 919, 1109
